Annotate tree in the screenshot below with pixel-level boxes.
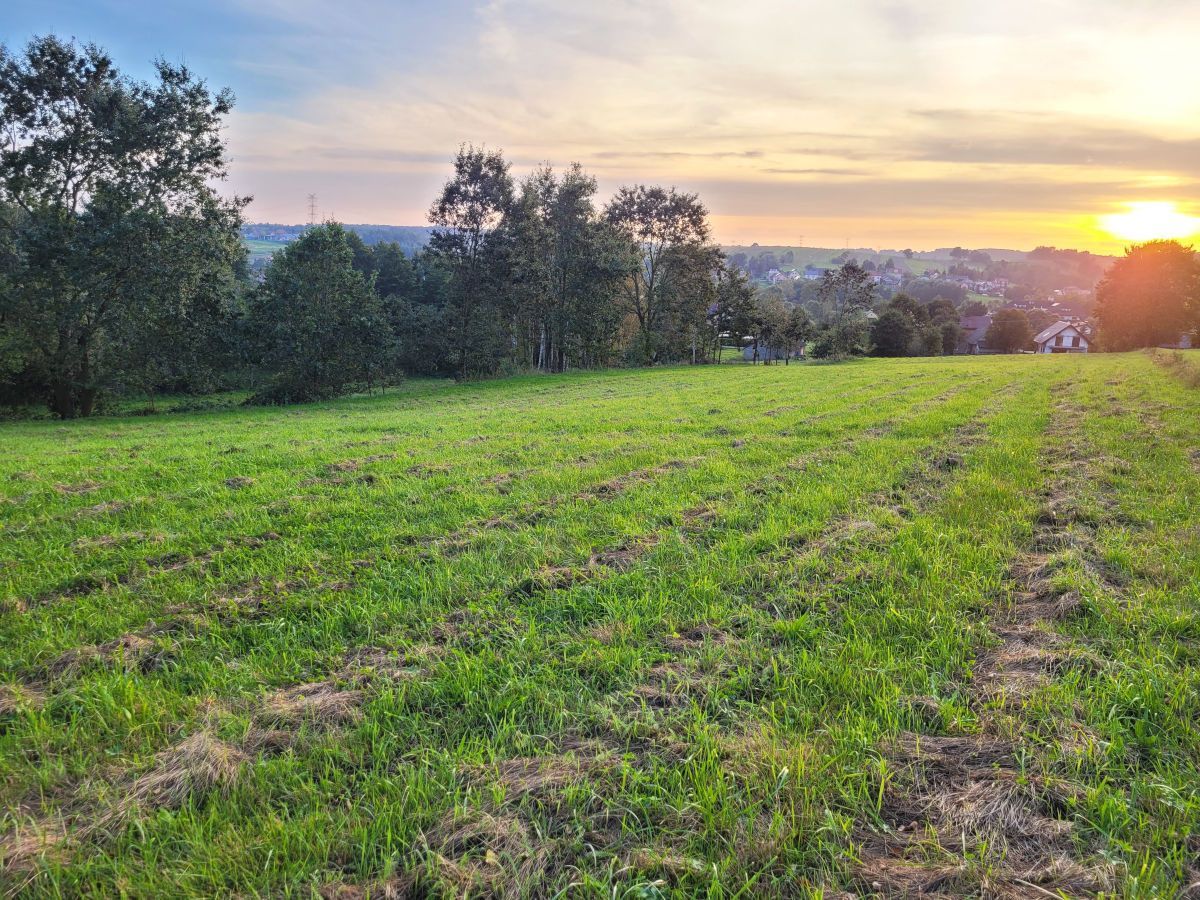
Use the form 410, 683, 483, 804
887, 293, 928, 324
925, 297, 959, 325
427, 145, 515, 379
985, 308, 1033, 353
809, 320, 868, 359
781, 306, 814, 363
0, 35, 246, 417
604, 185, 720, 363
750, 293, 789, 363
817, 263, 876, 325
914, 324, 946, 356
245, 223, 387, 403
1096, 241, 1200, 351
506, 164, 627, 372
711, 266, 755, 364
940, 321, 963, 355
871, 308, 916, 356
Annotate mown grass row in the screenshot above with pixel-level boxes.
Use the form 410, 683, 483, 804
1004, 357, 1200, 896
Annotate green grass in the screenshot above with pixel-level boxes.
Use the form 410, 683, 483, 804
245, 238, 285, 263
2, 355, 1198, 896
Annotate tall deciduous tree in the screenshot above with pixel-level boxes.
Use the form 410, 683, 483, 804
603, 185, 720, 363
506, 164, 626, 372
0, 35, 246, 417
1096, 241, 1200, 351
427, 145, 514, 379
781, 306, 814, 363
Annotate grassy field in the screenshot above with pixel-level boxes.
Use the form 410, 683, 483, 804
245, 239, 285, 265
2, 353, 1199, 897
719, 246, 1028, 278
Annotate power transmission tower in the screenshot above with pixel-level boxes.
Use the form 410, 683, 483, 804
307, 194, 318, 226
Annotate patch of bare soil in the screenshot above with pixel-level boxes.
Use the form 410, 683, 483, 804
661, 623, 732, 653
431, 608, 515, 650
588, 534, 660, 572
508, 565, 586, 597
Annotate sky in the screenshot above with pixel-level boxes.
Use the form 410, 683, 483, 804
4, 0, 1200, 253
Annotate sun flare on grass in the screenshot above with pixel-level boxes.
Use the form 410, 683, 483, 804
1099, 202, 1200, 243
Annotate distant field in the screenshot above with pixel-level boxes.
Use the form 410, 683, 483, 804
722, 245, 958, 276
2, 354, 1199, 896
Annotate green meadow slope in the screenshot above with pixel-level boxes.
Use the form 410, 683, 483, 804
2, 354, 1198, 896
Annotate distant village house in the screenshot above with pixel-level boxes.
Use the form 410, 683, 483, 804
957, 314, 992, 354
1033, 321, 1089, 354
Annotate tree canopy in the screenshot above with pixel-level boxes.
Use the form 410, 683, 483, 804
0, 35, 245, 417
986, 308, 1033, 353
1096, 241, 1199, 351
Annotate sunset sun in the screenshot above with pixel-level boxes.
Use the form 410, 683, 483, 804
1099, 201, 1200, 242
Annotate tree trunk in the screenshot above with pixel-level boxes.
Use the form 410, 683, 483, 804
50, 381, 76, 419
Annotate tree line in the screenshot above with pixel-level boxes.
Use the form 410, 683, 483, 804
1, 37, 753, 415
3, 37, 1198, 417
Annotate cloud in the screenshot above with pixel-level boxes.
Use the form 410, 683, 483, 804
107, 0, 1192, 248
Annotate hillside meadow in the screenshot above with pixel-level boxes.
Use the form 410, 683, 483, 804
1, 352, 1198, 897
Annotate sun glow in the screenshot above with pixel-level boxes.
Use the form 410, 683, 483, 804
1099, 202, 1200, 242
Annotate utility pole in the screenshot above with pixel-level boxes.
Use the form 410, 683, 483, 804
307, 194, 318, 226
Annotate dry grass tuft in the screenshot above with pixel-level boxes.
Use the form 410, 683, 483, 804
423, 809, 547, 898
1, 820, 66, 875
73, 500, 128, 518
47, 632, 169, 678
54, 481, 101, 495
224, 476, 255, 489
318, 875, 417, 899
627, 847, 709, 876
0, 683, 46, 715
104, 732, 245, 824
260, 681, 364, 726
